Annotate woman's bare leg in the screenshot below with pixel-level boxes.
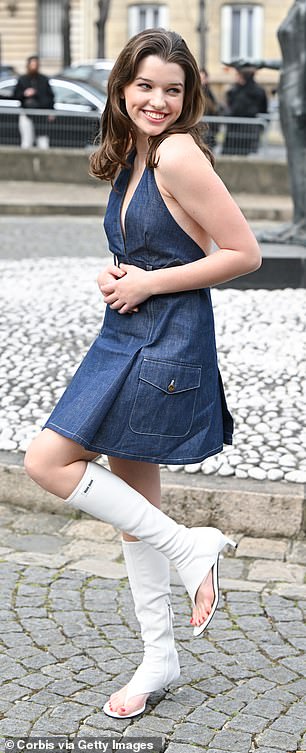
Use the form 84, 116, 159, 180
108, 456, 161, 541
24, 428, 100, 499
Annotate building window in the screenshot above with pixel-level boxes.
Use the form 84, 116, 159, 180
221, 4, 263, 61
39, 0, 62, 58
128, 5, 169, 38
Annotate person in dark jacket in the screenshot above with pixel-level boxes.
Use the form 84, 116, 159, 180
199, 67, 222, 148
222, 65, 268, 154
13, 55, 54, 148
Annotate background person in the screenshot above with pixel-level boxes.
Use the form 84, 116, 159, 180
199, 67, 222, 148
13, 54, 54, 148
222, 64, 268, 154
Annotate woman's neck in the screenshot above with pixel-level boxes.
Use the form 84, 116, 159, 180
135, 134, 149, 166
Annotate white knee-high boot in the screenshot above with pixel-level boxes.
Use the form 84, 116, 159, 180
103, 540, 180, 718
66, 462, 236, 612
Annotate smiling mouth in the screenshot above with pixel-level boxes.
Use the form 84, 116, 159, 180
142, 110, 168, 121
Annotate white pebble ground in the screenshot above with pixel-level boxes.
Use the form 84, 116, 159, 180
1, 257, 305, 483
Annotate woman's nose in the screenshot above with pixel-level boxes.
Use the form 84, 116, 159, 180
149, 89, 166, 109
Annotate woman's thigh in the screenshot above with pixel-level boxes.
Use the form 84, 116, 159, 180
24, 428, 100, 496
108, 456, 161, 542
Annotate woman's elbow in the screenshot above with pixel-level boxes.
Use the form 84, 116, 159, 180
246, 245, 262, 273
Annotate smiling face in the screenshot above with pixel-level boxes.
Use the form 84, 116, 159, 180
122, 55, 185, 140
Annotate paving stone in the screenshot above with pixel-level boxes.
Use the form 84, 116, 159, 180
261, 687, 298, 705
257, 728, 300, 749
20, 652, 57, 669
255, 666, 298, 685
226, 713, 268, 733
235, 616, 270, 631
252, 749, 289, 753
0, 718, 31, 735
248, 560, 305, 583
31, 715, 80, 735
62, 518, 119, 542
76, 669, 113, 685
166, 745, 205, 753
4, 700, 45, 720
68, 558, 126, 578
171, 722, 215, 745
286, 679, 306, 696
151, 700, 186, 721
171, 687, 206, 707
196, 677, 234, 694
50, 679, 86, 696
244, 678, 275, 693
219, 558, 245, 579
209, 729, 252, 751
286, 700, 306, 719
0, 682, 29, 701
28, 690, 71, 706
263, 643, 299, 659
270, 715, 306, 734
216, 638, 255, 653
288, 541, 306, 564
73, 689, 103, 707
219, 578, 263, 592
126, 713, 170, 732
11, 512, 68, 534
187, 707, 228, 727
241, 699, 285, 719
206, 697, 246, 716
237, 537, 288, 560
281, 656, 306, 674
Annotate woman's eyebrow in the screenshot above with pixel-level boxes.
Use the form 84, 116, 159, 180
135, 76, 184, 87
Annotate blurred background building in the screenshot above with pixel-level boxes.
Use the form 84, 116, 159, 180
0, 0, 292, 92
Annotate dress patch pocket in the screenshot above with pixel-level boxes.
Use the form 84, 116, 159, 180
129, 357, 201, 437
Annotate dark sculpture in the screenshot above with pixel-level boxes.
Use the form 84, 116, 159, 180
258, 0, 306, 245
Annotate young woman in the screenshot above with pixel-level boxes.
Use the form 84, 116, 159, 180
24, 29, 261, 719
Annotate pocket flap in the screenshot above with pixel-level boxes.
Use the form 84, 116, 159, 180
139, 358, 201, 394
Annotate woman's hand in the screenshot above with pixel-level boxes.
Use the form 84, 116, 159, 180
99, 263, 152, 315
97, 264, 137, 314
97, 264, 125, 290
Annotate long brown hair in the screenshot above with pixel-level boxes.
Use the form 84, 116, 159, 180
89, 28, 214, 181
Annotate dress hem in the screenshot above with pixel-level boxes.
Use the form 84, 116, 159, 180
43, 421, 232, 465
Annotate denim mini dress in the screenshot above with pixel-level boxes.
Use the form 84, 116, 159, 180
44, 150, 234, 464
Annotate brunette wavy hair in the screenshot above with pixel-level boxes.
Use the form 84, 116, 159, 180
89, 28, 213, 181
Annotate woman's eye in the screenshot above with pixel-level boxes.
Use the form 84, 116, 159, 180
138, 83, 150, 89
168, 88, 181, 94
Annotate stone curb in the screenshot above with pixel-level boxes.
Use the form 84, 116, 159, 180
1, 453, 305, 539
0, 200, 291, 222
0, 203, 105, 216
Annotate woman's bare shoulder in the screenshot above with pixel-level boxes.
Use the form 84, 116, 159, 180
156, 133, 213, 181
157, 132, 198, 161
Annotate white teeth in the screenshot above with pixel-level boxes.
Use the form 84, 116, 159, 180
143, 111, 166, 120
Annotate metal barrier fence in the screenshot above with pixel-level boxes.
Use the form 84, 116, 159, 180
0, 107, 100, 150
0, 106, 285, 158
201, 114, 285, 159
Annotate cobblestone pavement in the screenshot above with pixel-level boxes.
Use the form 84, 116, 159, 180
0, 502, 306, 750
1, 234, 306, 481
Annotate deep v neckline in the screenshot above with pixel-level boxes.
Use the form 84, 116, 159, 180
120, 150, 146, 243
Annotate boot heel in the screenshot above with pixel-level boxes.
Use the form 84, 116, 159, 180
226, 537, 237, 549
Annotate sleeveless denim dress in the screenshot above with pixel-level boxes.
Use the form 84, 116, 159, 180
44, 150, 234, 464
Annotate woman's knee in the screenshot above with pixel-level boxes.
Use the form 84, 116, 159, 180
24, 435, 50, 485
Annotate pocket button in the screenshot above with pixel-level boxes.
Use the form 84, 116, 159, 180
168, 379, 175, 392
